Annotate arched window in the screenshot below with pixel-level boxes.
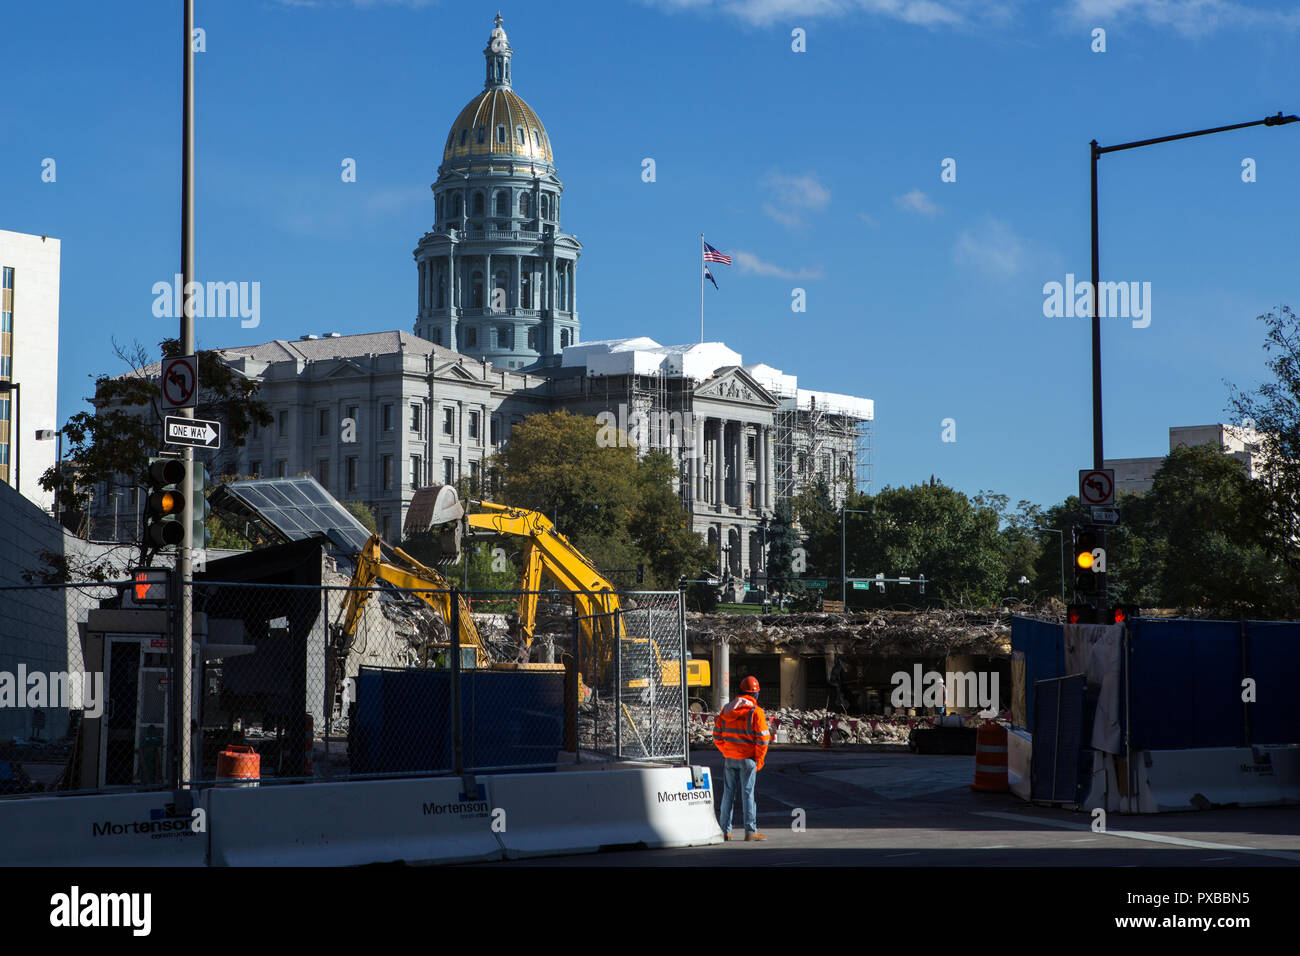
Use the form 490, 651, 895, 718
471, 271, 484, 309
459, 129, 468, 147
495, 191, 509, 217
447, 131, 455, 150
539, 194, 549, 219
527, 327, 538, 351
472, 192, 485, 217
521, 269, 532, 309
557, 265, 569, 311
560, 328, 571, 349
451, 193, 462, 217
519, 192, 531, 218
496, 125, 507, 144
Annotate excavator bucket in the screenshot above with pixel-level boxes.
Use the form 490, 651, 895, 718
401, 484, 465, 563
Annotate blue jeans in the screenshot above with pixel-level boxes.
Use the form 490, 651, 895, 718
718, 756, 758, 835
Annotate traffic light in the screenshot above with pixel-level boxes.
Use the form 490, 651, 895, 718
144, 457, 187, 549
192, 461, 212, 549
1107, 603, 1139, 625
1072, 526, 1105, 594
1067, 603, 1096, 625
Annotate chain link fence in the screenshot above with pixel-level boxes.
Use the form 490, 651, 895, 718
0, 578, 688, 798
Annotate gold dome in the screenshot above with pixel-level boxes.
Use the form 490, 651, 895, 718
442, 88, 553, 166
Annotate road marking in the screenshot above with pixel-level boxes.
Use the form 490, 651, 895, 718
883, 851, 920, 858
973, 811, 1300, 863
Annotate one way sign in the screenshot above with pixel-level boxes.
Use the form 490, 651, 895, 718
164, 415, 222, 449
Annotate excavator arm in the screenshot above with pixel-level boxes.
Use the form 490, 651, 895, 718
338, 534, 490, 666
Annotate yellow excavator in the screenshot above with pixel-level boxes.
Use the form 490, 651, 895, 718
401, 485, 712, 699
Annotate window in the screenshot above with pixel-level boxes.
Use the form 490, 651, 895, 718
747, 435, 757, 461
490, 417, 500, 445
443, 457, 455, 485
411, 455, 422, 489
410, 403, 422, 434
466, 327, 477, 348
437, 274, 446, 309
527, 327, 538, 351
278, 410, 288, 437
432, 328, 442, 345
347, 405, 358, 428
317, 458, 330, 489
747, 482, 756, 508
472, 271, 484, 308
519, 192, 531, 217
318, 408, 329, 437
476, 126, 486, 144
250, 460, 261, 477
382, 403, 394, 431
381, 454, 394, 491
560, 329, 571, 349
452, 193, 462, 217
459, 129, 468, 147
496, 191, 509, 216
540, 194, 549, 219
469, 460, 481, 487
531, 128, 539, 145
515, 126, 525, 145
346, 456, 358, 493
442, 407, 455, 436
468, 411, 480, 440
521, 271, 532, 309
496, 125, 506, 144
472, 193, 485, 216
1, 268, 12, 289
0, 311, 10, 333
276, 459, 287, 478
498, 326, 512, 350
251, 421, 260, 439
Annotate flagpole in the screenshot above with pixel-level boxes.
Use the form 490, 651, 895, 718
700, 233, 705, 343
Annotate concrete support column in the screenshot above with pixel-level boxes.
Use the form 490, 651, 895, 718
779, 653, 805, 710
713, 637, 730, 711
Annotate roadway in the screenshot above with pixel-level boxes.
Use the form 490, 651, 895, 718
484, 746, 1300, 867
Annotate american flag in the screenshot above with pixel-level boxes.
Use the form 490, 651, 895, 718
703, 241, 731, 265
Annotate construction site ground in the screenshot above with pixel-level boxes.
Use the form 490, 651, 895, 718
475, 746, 1300, 867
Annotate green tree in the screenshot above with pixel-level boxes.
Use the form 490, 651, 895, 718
974, 491, 1044, 600
342, 500, 379, 535
491, 410, 704, 590
1229, 304, 1300, 606
765, 499, 803, 598
36, 338, 272, 571
792, 478, 839, 577
841, 482, 1006, 607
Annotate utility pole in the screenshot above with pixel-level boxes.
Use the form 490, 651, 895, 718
177, 0, 196, 788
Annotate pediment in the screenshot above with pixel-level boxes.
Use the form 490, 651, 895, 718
693, 366, 778, 407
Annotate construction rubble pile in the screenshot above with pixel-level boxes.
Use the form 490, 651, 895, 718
686, 607, 1014, 659
689, 708, 982, 746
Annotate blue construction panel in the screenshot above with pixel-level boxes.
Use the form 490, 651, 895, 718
1242, 623, 1300, 745
1128, 618, 1244, 750
352, 667, 565, 775
1031, 675, 1085, 802
1012, 617, 1065, 733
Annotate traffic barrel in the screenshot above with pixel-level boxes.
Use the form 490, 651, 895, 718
970, 721, 1008, 792
217, 745, 260, 787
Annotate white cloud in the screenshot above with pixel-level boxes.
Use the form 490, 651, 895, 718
1066, 0, 1300, 37
641, 0, 1016, 29
732, 250, 825, 280
761, 171, 831, 229
895, 189, 941, 217
951, 218, 1027, 278
858, 212, 879, 227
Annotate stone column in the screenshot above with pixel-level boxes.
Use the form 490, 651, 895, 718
779, 654, 805, 709
714, 421, 724, 511
713, 637, 730, 711
515, 254, 522, 310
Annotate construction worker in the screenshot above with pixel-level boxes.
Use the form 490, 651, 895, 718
713, 675, 770, 841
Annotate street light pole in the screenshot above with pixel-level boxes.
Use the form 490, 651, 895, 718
1088, 112, 1297, 472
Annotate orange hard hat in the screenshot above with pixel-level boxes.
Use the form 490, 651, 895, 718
740, 676, 760, 694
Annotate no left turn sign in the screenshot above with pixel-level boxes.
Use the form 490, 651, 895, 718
161, 355, 198, 410
1078, 469, 1115, 506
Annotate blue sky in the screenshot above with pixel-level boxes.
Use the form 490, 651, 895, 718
5, 0, 1300, 510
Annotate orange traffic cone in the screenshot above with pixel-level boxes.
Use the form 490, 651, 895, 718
970, 720, 1008, 792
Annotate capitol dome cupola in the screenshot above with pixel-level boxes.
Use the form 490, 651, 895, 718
414, 14, 582, 371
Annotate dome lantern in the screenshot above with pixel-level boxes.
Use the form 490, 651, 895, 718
484, 12, 513, 90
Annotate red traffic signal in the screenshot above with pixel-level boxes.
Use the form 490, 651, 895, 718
1108, 604, 1139, 625
1067, 603, 1096, 625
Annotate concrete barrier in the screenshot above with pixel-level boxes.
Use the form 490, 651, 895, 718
1135, 746, 1300, 812
491, 764, 724, 859
0, 790, 208, 866
1007, 729, 1031, 801
208, 777, 504, 866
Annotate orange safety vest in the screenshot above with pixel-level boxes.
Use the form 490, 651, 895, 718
713, 694, 770, 769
